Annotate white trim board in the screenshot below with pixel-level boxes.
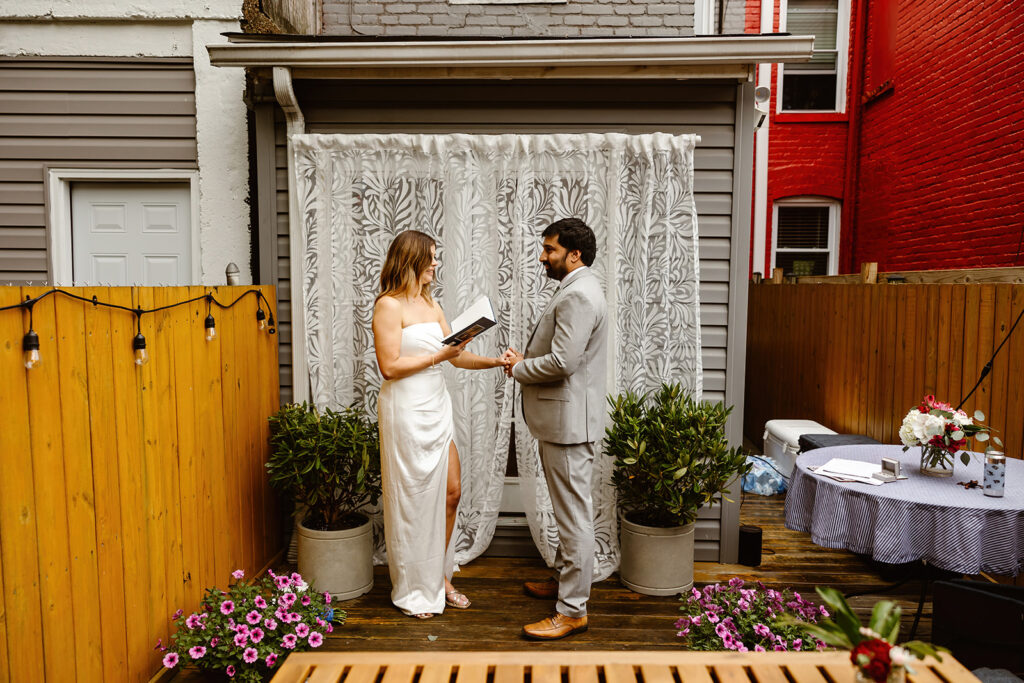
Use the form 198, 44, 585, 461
47, 168, 201, 286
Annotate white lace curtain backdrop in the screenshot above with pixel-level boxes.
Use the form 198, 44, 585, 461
292, 132, 703, 581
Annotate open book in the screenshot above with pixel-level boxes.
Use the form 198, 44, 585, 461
442, 295, 497, 345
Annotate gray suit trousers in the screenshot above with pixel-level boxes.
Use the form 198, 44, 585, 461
539, 440, 595, 618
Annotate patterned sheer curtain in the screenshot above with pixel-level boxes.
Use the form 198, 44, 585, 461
292, 132, 702, 581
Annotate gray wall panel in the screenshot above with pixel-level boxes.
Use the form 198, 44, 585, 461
0, 58, 198, 284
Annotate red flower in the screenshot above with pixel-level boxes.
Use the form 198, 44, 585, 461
851, 638, 893, 683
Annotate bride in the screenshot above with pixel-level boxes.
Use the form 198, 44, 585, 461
372, 230, 505, 619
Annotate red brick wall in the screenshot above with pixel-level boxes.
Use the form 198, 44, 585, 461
852, 0, 1024, 270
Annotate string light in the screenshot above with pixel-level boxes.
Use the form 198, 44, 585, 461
1, 288, 276, 369
133, 332, 149, 366
23, 329, 40, 369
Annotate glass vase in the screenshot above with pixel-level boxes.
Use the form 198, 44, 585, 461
920, 444, 954, 478
855, 666, 906, 683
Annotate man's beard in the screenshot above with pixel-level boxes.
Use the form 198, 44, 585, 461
544, 260, 568, 281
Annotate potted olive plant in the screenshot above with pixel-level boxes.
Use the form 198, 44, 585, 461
267, 402, 381, 600
606, 383, 750, 596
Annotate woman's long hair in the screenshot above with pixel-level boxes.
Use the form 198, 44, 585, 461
376, 230, 436, 303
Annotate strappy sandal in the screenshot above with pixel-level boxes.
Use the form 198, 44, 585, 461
445, 589, 471, 609
411, 612, 435, 620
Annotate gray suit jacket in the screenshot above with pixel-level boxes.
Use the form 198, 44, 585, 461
513, 267, 608, 445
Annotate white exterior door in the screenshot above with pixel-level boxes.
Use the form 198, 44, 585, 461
70, 182, 192, 285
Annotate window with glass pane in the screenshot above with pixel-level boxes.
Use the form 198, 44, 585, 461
775, 204, 833, 276
782, 0, 839, 110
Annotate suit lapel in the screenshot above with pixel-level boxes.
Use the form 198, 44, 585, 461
525, 269, 590, 350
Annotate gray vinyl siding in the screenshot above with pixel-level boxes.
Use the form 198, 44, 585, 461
0, 59, 198, 283
265, 78, 746, 562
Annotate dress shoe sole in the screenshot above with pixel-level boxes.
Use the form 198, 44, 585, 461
521, 625, 588, 641
523, 587, 558, 600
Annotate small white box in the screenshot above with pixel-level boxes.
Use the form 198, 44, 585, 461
763, 419, 836, 478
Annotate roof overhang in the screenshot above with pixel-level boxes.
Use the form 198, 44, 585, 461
207, 35, 814, 80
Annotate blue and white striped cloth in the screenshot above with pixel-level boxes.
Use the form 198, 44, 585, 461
785, 445, 1024, 576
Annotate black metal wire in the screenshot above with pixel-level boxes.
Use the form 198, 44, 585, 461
957, 303, 1024, 410
0, 287, 276, 319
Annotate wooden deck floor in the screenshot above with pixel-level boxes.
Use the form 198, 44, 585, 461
314, 492, 935, 651
170, 493, 944, 680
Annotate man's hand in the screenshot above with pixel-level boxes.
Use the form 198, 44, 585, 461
501, 348, 524, 377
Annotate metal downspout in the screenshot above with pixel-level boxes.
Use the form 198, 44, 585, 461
272, 66, 310, 403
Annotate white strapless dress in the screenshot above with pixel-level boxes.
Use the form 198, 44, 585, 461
377, 322, 456, 615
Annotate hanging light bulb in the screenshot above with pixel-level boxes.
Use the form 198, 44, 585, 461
133, 333, 149, 366
23, 329, 41, 369
205, 314, 217, 341
256, 308, 267, 331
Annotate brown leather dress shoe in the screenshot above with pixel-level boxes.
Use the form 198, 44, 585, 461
523, 577, 559, 599
522, 613, 588, 640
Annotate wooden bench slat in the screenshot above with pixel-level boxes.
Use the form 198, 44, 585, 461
819, 663, 856, 683
783, 664, 829, 683
421, 663, 454, 683
568, 664, 599, 683
533, 664, 562, 683
604, 662, 637, 683
305, 664, 347, 683
676, 664, 713, 683
713, 664, 749, 683
495, 664, 525, 683
456, 664, 489, 683
346, 663, 384, 683
639, 664, 675, 683
382, 664, 418, 683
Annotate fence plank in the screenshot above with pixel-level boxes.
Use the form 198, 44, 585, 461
23, 287, 78, 682
84, 286, 130, 682
0, 288, 45, 681
54, 289, 104, 683
745, 283, 1023, 459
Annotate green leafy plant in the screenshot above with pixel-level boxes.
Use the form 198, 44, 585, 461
267, 402, 382, 531
785, 587, 947, 683
606, 383, 751, 527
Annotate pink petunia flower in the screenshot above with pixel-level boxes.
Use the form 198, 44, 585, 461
754, 645, 766, 652
220, 600, 235, 615
706, 612, 720, 623
792, 638, 803, 650
301, 595, 312, 606
232, 569, 245, 579
186, 614, 202, 629
188, 646, 206, 659
291, 572, 303, 584
287, 612, 301, 623
243, 647, 258, 664
246, 610, 262, 625
324, 592, 332, 604
295, 623, 310, 638
754, 623, 770, 637
266, 653, 278, 667
163, 652, 180, 668
326, 623, 334, 633
227, 665, 236, 677
254, 595, 268, 609
275, 575, 292, 590
282, 634, 298, 649
250, 628, 264, 644
265, 618, 278, 630
309, 632, 323, 647
234, 633, 249, 648
210, 638, 220, 648
173, 609, 184, 618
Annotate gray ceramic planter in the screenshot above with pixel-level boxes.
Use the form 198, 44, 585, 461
297, 514, 374, 600
618, 516, 695, 596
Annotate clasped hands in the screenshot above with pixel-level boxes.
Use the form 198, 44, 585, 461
499, 348, 524, 377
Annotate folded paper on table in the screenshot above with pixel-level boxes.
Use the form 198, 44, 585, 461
443, 295, 497, 345
811, 458, 885, 485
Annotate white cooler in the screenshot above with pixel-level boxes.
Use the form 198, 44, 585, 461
763, 419, 836, 477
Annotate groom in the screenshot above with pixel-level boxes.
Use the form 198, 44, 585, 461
503, 217, 608, 641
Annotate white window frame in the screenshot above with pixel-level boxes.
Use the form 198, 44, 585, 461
777, 0, 851, 114
46, 168, 201, 286
694, 0, 716, 35
771, 197, 840, 276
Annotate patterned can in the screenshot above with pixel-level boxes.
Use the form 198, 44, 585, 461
983, 451, 1006, 498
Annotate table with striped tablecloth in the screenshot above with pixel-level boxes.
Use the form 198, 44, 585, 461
785, 445, 1024, 575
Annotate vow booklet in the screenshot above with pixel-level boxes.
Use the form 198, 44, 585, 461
443, 296, 496, 345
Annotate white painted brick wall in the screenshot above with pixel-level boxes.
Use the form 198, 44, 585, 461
319, 0, 696, 36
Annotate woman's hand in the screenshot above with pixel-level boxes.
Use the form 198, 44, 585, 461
434, 337, 473, 364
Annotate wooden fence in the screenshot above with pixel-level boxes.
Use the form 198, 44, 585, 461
0, 286, 282, 683
745, 282, 1024, 460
